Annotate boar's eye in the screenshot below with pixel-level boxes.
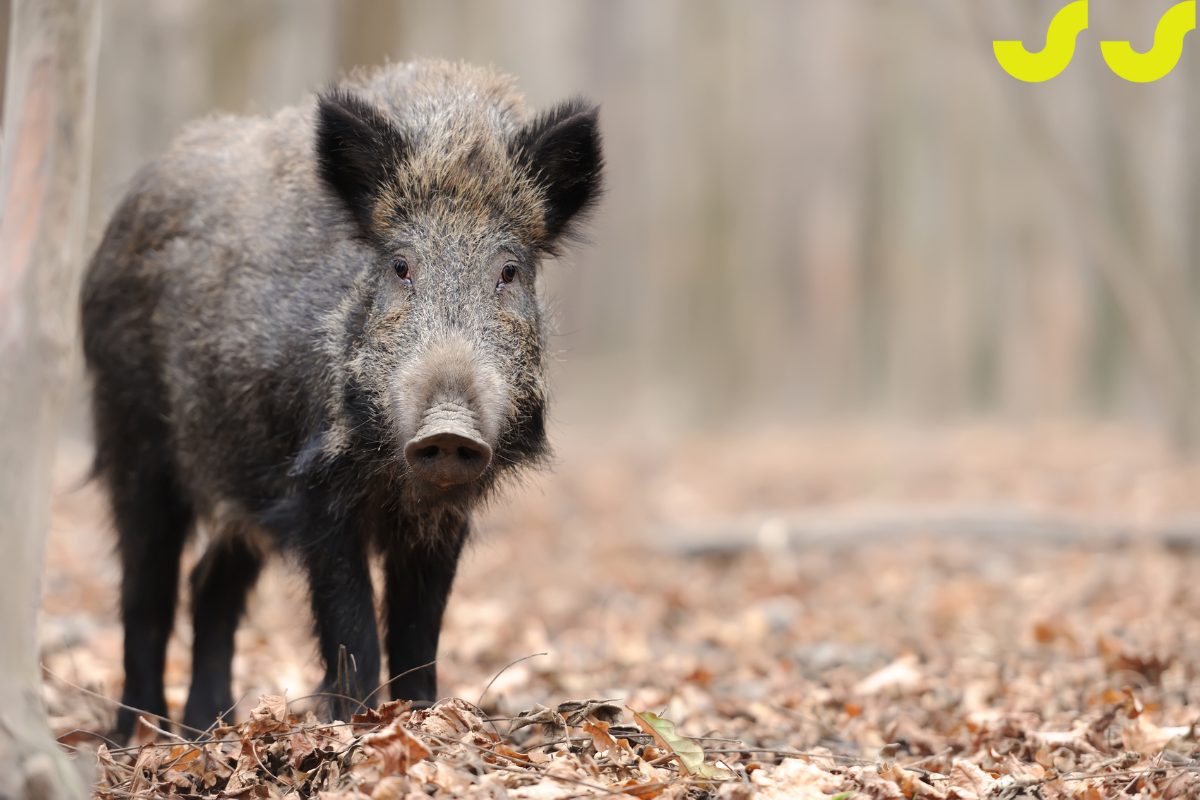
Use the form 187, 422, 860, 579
393, 258, 410, 284
497, 263, 517, 290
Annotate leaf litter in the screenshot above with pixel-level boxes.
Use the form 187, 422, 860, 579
37, 424, 1200, 798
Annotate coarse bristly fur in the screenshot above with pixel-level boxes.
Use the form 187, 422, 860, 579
81, 60, 603, 736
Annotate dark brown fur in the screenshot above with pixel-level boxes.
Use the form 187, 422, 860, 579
81, 60, 602, 735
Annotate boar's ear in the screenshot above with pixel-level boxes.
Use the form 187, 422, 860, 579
512, 99, 603, 245
315, 89, 407, 233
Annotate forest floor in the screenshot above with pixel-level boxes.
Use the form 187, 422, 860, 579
39, 421, 1200, 799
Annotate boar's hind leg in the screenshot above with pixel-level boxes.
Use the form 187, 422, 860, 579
383, 516, 469, 706
302, 519, 381, 722
182, 535, 263, 733
107, 447, 192, 738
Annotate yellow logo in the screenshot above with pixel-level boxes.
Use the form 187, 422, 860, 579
994, 0, 1195, 83
1102, 1, 1196, 81
994, 0, 1089, 82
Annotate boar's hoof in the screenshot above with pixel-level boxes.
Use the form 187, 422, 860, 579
405, 430, 492, 488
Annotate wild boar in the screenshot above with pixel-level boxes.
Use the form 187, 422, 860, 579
81, 59, 602, 735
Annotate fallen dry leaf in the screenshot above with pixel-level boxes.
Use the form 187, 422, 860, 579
359, 721, 432, 777
855, 655, 923, 696
556, 699, 623, 726
632, 709, 733, 780
509, 703, 566, 736
246, 694, 288, 736
751, 759, 846, 800
946, 758, 996, 800
415, 697, 487, 739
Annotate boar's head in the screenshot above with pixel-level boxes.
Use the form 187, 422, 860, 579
312, 64, 601, 508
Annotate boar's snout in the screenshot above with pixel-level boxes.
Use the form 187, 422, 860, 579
404, 402, 493, 488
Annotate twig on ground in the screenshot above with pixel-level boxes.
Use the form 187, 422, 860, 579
476, 653, 548, 711
1061, 765, 1197, 782
135, 718, 190, 744
904, 748, 954, 769
202, 690, 252, 737
356, 659, 441, 711
41, 665, 210, 738
54, 728, 125, 750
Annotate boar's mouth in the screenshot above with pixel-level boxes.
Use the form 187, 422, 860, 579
403, 401, 493, 489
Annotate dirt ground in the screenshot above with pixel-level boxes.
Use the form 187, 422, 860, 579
40, 422, 1200, 798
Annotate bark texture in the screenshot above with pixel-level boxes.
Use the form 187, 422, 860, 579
0, 1, 99, 798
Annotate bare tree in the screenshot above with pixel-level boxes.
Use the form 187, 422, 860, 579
0, 1, 99, 798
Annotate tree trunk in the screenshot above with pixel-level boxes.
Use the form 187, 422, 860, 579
0, 1, 99, 799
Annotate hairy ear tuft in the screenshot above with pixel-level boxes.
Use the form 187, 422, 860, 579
512, 99, 603, 245
315, 90, 407, 233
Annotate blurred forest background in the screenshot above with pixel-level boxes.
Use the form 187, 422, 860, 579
5, 0, 1200, 442
17, 3, 1200, 788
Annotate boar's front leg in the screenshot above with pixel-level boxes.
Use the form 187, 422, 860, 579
383, 514, 469, 705
300, 508, 381, 721
183, 535, 263, 733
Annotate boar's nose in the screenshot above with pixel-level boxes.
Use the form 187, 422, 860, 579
404, 430, 493, 488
